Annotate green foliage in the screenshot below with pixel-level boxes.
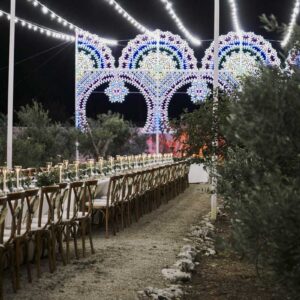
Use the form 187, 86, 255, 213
172, 93, 232, 161
36, 170, 59, 187
78, 112, 147, 158
12, 101, 78, 167
260, 14, 300, 51
218, 68, 300, 297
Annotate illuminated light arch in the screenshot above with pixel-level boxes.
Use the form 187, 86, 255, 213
119, 30, 198, 71
202, 32, 280, 82
285, 48, 300, 72
76, 70, 156, 133
76, 30, 279, 133
160, 71, 237, 132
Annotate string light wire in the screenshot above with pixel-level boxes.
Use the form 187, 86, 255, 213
281, 0, 300, 47
158, 0, 201, 46
103, 0, 151, 34
25, 0, 118, 45
0, 9, 75, 41
228, 0, 242, 33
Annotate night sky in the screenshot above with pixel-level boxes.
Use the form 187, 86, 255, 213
0, 0, 293, 126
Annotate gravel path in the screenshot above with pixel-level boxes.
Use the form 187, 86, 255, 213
5, 184, 210, 300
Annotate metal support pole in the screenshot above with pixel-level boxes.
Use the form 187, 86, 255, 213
6, 0, 16, 169
156, 132, 159, 154
155, 34, 160, 155
211, 0, 220, 221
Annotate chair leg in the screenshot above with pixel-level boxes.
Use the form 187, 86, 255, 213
10, 245, 17, 292
105, 208, 109, 239
47, 231, 54, 273
73, 224, 79, 260
50, 226, 57, 272
88, 218, 95, 254
35, 232, 42, 278
0, 247, 4, 300
57, 229, 67, 266
81, 220, 86, 258
15, 239, 21, 290
65, 226, 70, 264
24, 239, 32, 283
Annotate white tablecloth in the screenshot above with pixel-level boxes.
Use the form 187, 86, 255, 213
188, 164, 209, 183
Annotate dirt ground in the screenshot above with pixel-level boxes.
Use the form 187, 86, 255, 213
183, 214, 284, 300
4, 184, 210, 300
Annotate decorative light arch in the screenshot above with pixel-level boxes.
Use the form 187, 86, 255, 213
285, 48, 300, 72
202, 32, 280, 82
76, 30, 279, 134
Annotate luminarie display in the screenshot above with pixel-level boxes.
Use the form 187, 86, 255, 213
104, 79, 129, 103
187, 81, 211, 103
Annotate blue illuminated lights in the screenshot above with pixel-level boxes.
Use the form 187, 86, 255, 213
187, 81, 211, 103
104, 79, 129, 103
75, 30, 279, 134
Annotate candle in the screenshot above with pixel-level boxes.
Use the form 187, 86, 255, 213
98, 157, 103, 174
15, 166, 22, 190
74, 160, 79, 179
88, 159, 94, 176
46, 162, 52, 173
63, 160, 69, 170
2, 167, 8, 193
58, 163, 63, 183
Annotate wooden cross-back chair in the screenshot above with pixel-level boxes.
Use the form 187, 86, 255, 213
23, 188, 39, 283
5, 191, 31, 292
130, 171, 143, 222
75, 179, 97, 257
92, 175, 124, 238
61, 181, 84, 263
122, 173, 135, 227
30, 185, 60, 277
0, 196, 14, 300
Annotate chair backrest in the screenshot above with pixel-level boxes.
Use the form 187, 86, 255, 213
40, 185, 60, 227
67, 181, 85, 220
0, 197, 8, 244
6, 191, 28, 238
107, 175, 124, 206
83, 180, 98, 216
123, 173, 135, 203
24, 188, 40, 231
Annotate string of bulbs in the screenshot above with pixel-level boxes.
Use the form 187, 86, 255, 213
0, 9, 75, 41
26, 0, 118, 45
281, 0, 300, 47
1, 0, 298, 49
228, 0, 242, 33
158, 0, 201, 46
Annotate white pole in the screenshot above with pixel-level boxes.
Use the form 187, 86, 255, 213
6, 0, 16, 169
156, 132, 159, 154
211, 0, 220, 221
155, 34, 160, 155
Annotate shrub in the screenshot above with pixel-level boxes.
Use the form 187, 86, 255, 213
218, 68, 300, 297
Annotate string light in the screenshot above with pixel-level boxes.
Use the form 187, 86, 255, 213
158, 0, 201, 46
0, 9, 75, 41
26, 0, 118, 45
103, 0, 151, 34
281, 0, 300, 47
228, 0, 242, 33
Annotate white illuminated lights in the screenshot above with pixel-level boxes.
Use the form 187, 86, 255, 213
104, 79, 129, 103
282, 0, 300, 47
187, 81, 211, 103
26, 0, 118, 45
103, 0, 150, 34
228, 0, 242, 33
158, 0, 201, 46
0, 9, 75, 41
